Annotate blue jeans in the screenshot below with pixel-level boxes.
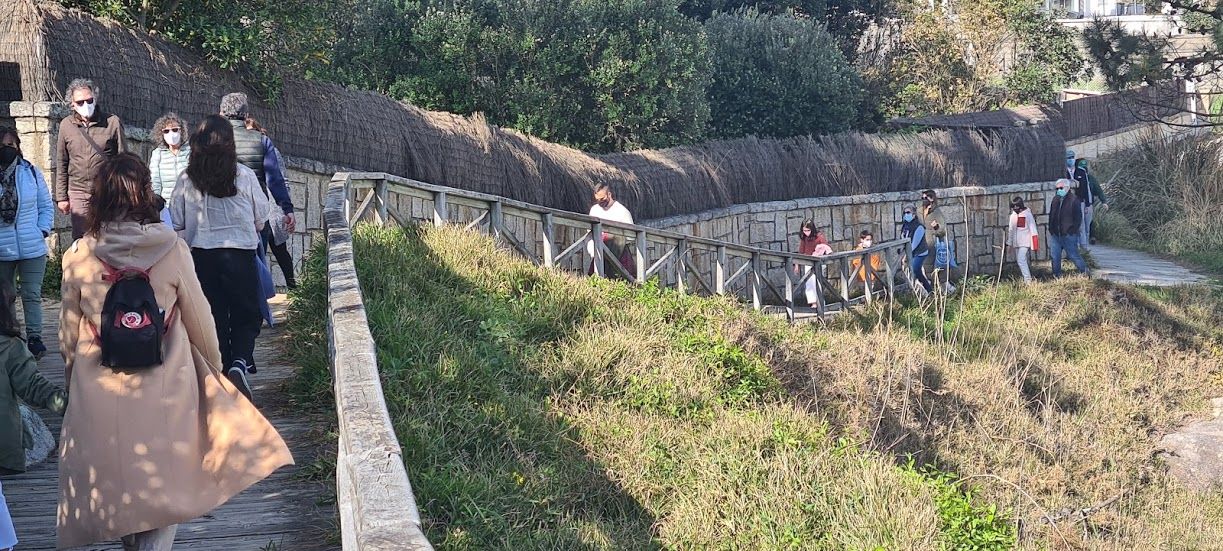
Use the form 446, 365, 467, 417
1049, 233, 1088, 277
0, 256, 47, 339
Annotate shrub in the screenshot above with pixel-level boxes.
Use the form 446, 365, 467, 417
331, 0, 711, 153
1094, 131, 1223, 274
704, 9, 862, 139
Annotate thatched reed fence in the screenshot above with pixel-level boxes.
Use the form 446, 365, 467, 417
3, 0, 1064, 221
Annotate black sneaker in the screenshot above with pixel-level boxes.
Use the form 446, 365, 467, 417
227, 360, 254, 402
27, 336, 46, 360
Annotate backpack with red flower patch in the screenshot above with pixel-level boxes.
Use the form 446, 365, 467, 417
97, 263, 166, 369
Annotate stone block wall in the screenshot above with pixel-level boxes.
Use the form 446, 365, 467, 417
643, 181, 1061, 278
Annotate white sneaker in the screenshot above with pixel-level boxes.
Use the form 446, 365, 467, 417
944, 283, 957, 294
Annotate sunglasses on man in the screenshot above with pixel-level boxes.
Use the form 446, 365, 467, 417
73, 97, 96, 107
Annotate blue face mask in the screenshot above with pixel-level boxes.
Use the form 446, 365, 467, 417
903, 213, 914, 222
1056, 188, 1068, 197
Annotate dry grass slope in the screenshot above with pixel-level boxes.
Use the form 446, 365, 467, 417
287, 224, 1222, 550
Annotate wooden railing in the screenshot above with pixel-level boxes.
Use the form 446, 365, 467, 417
322, 171, 920, 548
335, 172, 917, 320
324, 175, 433, 550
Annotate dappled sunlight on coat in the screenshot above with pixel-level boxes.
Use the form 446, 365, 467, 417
56, 223, 293, 549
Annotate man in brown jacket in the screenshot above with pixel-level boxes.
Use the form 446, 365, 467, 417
55, 78, 126, 239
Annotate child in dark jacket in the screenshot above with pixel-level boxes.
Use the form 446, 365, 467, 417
0, 292, 66, 549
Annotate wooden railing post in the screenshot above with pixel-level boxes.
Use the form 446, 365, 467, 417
839, 257, 851, 303
344, 181, 354, 228
635, 230, 648, 284
591, 222, 605, 278
675, 238, 688, 295
715, 245, 727, 294
541, 213, 556, 268
489, 201, 503, 238
433, 191, 448, 227
885, 246, 897, 296
862, 252, 873, 304
376, 179, 388, 226
814, 258, 827, 318
750, 252, 762, 310
784, 256, 795, 321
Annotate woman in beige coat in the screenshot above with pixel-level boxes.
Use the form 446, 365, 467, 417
57, 153, 293, 550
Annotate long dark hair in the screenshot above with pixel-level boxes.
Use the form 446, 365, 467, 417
798, 219, 818, 241
186, 114, 238, 198
87, 153, 163, 236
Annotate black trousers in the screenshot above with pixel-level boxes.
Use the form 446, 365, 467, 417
192, 248, 261, 369
260, 225, 296, 288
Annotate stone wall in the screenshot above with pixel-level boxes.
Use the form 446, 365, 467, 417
644, 181, 1061, 276
3, 100, 331, 288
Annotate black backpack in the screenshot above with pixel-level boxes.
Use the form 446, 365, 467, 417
97, 263, 166, 369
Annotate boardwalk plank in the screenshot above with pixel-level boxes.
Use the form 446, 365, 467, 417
6, 298, 338, 550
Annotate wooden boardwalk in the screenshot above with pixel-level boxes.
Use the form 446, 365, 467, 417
6, 298, 338, 550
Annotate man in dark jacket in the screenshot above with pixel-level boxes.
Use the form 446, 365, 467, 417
1075, 158, 1108, 245
1047, 179, 1089, 278
55, 78, 126, 239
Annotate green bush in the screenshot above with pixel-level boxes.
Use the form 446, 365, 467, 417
329, 0, 711, 153
1094, 132, 1223, 276
705, 9, 862, 139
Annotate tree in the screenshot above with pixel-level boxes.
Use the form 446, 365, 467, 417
680, 0, 894, 58
323, 0, 711, 153
63, 0, 340, 97
704, 9, 863, 138
879, 0, 1088, 119
1083, 2, 1222, 124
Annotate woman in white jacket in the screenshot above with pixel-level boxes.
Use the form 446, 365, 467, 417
1007, 196, 1039, 283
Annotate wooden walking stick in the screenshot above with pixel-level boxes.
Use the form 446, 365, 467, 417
996, 228, 1008, 282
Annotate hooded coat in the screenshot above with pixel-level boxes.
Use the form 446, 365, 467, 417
56, 222, 292, 549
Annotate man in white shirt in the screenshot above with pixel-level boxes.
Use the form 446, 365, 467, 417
587, 185, 634, 277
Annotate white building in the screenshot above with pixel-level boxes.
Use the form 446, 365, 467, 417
1046, 0, 1182, 34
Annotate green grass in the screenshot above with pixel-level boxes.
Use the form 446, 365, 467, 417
287, 224, 1223, 550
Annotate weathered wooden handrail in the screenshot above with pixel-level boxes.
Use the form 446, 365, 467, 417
340, 172, 917, 321
325, 174, 433, 550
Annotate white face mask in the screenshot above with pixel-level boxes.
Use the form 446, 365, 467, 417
164, 131, 182, 147
862, 239, 873, 247
74, 101, 96, 119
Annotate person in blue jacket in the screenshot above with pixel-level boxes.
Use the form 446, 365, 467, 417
0, 128, 54, 359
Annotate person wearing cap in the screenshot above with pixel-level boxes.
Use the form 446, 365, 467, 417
1047, 179, 1089, 277
55, 78, 126, 240
1075, 157, 1108, 245
1065, 150, 1093, 250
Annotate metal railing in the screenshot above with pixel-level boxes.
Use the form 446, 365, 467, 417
335, 172, 916, 321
